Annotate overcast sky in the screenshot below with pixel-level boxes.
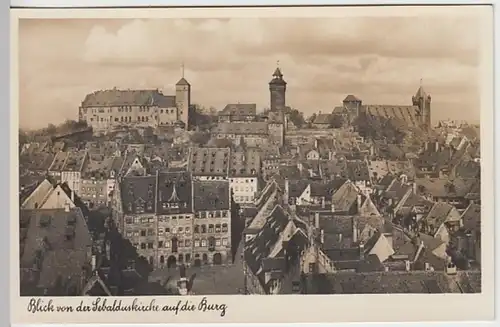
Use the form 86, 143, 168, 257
18, 12, 484, 130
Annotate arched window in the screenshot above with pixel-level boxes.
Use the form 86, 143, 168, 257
222, 223, 228, 233
215, 224, 221, 233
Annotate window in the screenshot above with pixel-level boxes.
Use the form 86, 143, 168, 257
215, 239, 221, 246
158, 228, 164, 235
201, 225, 207, 233
158, 241, 164, 248
186, 254, 191, 262
185, 227, 191, 234
185, 239, 192, 247
140, 230, 146, 237
165, 241, 171, 248
208, 224, 214, 233
178, 240, 184, 247
141, 243, 146, 249
194, 225, 200, 233
148, 242, 154, 249
222, 211, 228, 218
222, 238, 228, 246
125, 217, 133, 224
194, 239, 200, 247
178, 227, 183, 233
201, 239, 207, 247
215, 224, 221, 233
147, 229, 154, 236
165, 228, 170, 233
222, 223, 228, 233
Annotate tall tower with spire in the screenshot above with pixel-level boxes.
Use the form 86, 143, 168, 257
269, 62, 287, 111
176, 63, 191, 130
412, 80, 431, 129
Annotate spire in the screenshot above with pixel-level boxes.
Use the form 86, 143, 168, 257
176, 63, 190, 86
415, 78, 427, 98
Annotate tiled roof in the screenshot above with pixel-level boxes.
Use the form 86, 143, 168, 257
188, 147, 230, 176
313, 114, 332, 125
192, 181, 230, 211
81, 89, 176, 108
460, 203, 481, 232
311, 271, 457, 294
331, 182, 360, 212
20, 208, 92, 290
120, 176, 157, 215
422, 202, 458, 229
48, 151, 69, 172
229, 149, 261, 177
213, 122, 269, 135
416, 178, 476, 198
82, 156, 115, 180
364, 105, 421, 128
346, 160, 371, 182
219, 104, 257, 117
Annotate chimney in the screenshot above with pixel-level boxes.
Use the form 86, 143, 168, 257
71, 190, 75, 203
314, 138, 318, 149
359, 242, 364, 260
314, 212, 320, 229
320, 229, 324, 244
405, 260, 411, 271
424, 142, 429, 151
64, 203, 70, 212
91, 254, 97, 271
435, 141, 440, 152
357, 194, 363, 214
338, 233, 343, 243
352, 218, 358, 243
412, 182, 417, 194
321, 197, 326, 209
331, 203, 335, 213
424, 262, 430, 271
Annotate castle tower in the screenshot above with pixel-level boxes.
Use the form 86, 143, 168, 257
176, 63, 191, 130
269, 63, 287, 111
412, 82, 431, 129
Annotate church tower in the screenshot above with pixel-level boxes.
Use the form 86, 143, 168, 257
269, 63, 287, 111
412, 83, 431, 130
176, 64, 191, 130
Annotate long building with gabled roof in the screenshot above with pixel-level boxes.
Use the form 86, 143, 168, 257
78, 73, 192, 132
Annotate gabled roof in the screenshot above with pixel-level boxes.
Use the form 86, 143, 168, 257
192, 181, 230, 211
176, 78, 190, 86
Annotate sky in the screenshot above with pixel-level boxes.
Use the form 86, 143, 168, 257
18, 11, 485, 130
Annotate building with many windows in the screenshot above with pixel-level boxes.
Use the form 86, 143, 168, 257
113, 171, 232, 268
78, 74, 191, 132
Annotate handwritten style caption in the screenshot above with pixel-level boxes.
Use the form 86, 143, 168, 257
27, 297, 227, 317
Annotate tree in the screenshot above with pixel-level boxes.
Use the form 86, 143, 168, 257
286, 108, 306, 128
190, 131, 210, 146
329, 115, 345, 128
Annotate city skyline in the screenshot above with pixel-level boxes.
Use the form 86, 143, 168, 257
19, 13, 482, 130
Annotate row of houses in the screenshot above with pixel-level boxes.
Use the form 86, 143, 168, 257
241, 171, 481, 294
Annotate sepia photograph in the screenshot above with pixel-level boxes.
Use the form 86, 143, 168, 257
11, 4, 495, 324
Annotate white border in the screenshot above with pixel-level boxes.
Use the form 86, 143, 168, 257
7, 1, 498, 326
